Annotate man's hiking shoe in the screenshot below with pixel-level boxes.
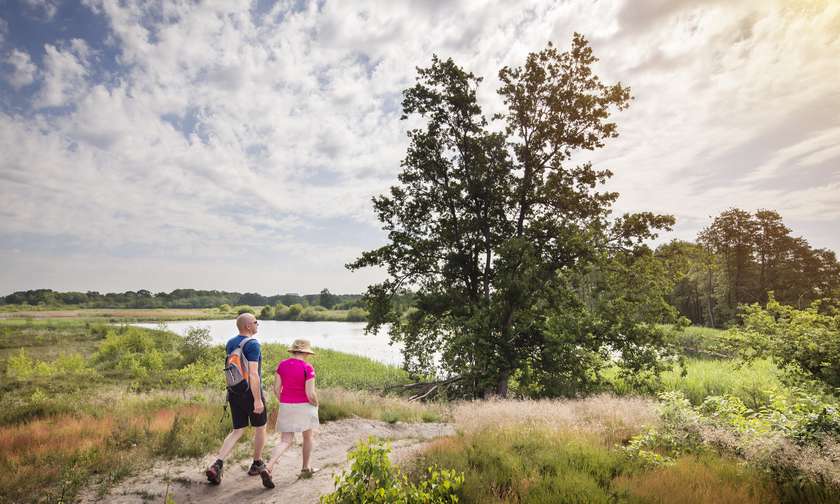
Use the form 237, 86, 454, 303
299, 467, 320, 479
205, 460, 223, 485
248, 459, 267, 476
260, 468, 275, 489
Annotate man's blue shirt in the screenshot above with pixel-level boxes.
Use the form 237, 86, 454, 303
226, 334, 262, 383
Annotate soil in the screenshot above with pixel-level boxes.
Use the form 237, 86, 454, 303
78, 418, 455, 504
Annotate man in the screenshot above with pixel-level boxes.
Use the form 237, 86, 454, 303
205, 312, 268, 485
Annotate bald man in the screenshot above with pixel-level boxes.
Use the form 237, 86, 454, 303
205, 312, 268, 486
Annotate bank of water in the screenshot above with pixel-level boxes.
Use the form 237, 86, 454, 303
134, 319, 403, 366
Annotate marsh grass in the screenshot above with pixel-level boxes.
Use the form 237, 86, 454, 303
605, 358, 788, 408
318, 388, 449, 424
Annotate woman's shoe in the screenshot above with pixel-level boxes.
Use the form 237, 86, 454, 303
299, 467, 320, 479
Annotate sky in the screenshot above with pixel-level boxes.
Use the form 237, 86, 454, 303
1, 0, 839, 296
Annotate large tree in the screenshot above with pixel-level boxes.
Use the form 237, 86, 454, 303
349, 35, 676, 397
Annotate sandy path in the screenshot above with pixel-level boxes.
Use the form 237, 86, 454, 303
79, 418, 454, 504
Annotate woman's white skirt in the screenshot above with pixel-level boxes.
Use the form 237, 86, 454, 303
276, 402, 320, 433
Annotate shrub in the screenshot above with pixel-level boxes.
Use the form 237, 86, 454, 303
92, 327, 180, 379
346, 307, 368, 322
180, 326, 212, 365
321, 437, 463, 504
236, 306, 255, 315
286, 303, 304, 320
259, 305, 275, 319
727, 295, 840, 389
7, 349, 99, 382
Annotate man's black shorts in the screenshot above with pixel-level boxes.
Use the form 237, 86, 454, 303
228, 387, 267, 429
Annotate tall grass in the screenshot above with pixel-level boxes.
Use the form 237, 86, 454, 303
451, 395, 658, 446
605, 358, 788, 408
318, 388, 449, 424
415, 426, 781, 504
613, 454, 779, 504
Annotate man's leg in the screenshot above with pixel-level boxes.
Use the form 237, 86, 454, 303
253, 425, 266, 461
217, 427, 246, 460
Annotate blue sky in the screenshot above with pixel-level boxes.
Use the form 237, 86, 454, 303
1, 0, 839, 295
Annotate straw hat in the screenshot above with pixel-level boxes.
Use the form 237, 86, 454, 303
288, 339, 315, 355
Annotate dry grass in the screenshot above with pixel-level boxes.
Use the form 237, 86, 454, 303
451, 394, 658, 446
614, 455, 780, 504
0, 415, 115, 462
319, 388, 451, 424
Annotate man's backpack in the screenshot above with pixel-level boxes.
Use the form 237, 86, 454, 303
224, 337, 254, 394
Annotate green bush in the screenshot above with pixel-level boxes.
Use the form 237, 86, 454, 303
728, 294, 840, 389
346, 307, 368, 322
7, 349, 99, 381
180, 326, 212, 365
92, 327, 180, 379
321, 437, 463, 504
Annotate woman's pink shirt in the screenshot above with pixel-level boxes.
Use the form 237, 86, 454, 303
276, 357, 315, 404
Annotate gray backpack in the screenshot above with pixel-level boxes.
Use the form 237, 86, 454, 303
224, 337, 253, 392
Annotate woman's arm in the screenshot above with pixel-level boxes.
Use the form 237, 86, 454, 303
274, 372, 282, 401
305, 378, 318, 407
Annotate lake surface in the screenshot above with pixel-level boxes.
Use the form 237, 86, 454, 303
134, 320, 403, 366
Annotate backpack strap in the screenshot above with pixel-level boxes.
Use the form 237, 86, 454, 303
237, 336, 254, 350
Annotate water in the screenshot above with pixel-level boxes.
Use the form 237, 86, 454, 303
134, 320, 403, 366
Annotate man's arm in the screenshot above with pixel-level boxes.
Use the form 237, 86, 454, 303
250, 363, 264, 413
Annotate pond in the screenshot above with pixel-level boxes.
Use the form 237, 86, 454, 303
134, 320, 403, 367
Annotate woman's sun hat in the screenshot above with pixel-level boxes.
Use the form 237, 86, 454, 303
288, 339, 315, 355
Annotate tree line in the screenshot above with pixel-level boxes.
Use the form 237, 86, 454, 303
657, 208, 840, 327
0, 288, 365, 310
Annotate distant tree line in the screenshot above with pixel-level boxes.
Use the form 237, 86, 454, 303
0, 287, 367, 310
657, 208, 840, 327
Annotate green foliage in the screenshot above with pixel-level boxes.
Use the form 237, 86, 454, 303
235, 305, 255, 315
624, 390, 840, 497
7, 349, 99, 381
728, 295, 840, 390
259, 305, 275, 319
321, 437, 463, 504
92, 326, 181, 379
350, 34, 676, 398
179, 326, 213, 365
418, 428, 637, 503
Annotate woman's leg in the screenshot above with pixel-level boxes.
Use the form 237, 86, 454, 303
266, 432, 295, 473
302, 429, 314, 470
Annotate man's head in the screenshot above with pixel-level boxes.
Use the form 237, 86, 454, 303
236, 312, 259, 336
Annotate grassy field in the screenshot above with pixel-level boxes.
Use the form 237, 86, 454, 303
3, 320, 838, 504
0, 318, 421, 503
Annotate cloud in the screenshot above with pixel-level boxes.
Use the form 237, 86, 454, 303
34, 40, 90, 108
3, 49, 38, 89
1, 0, 839, 293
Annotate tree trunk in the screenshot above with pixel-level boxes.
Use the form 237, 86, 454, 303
496, 368, 511, 397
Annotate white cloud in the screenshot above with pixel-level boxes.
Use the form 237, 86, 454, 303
3, 49, 38, 89
2, 0, 840, 293
34, 41, 90, 108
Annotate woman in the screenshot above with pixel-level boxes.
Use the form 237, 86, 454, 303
260, 339, 320, 489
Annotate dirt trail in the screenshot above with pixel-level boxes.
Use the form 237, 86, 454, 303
79, 418, 455, 504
